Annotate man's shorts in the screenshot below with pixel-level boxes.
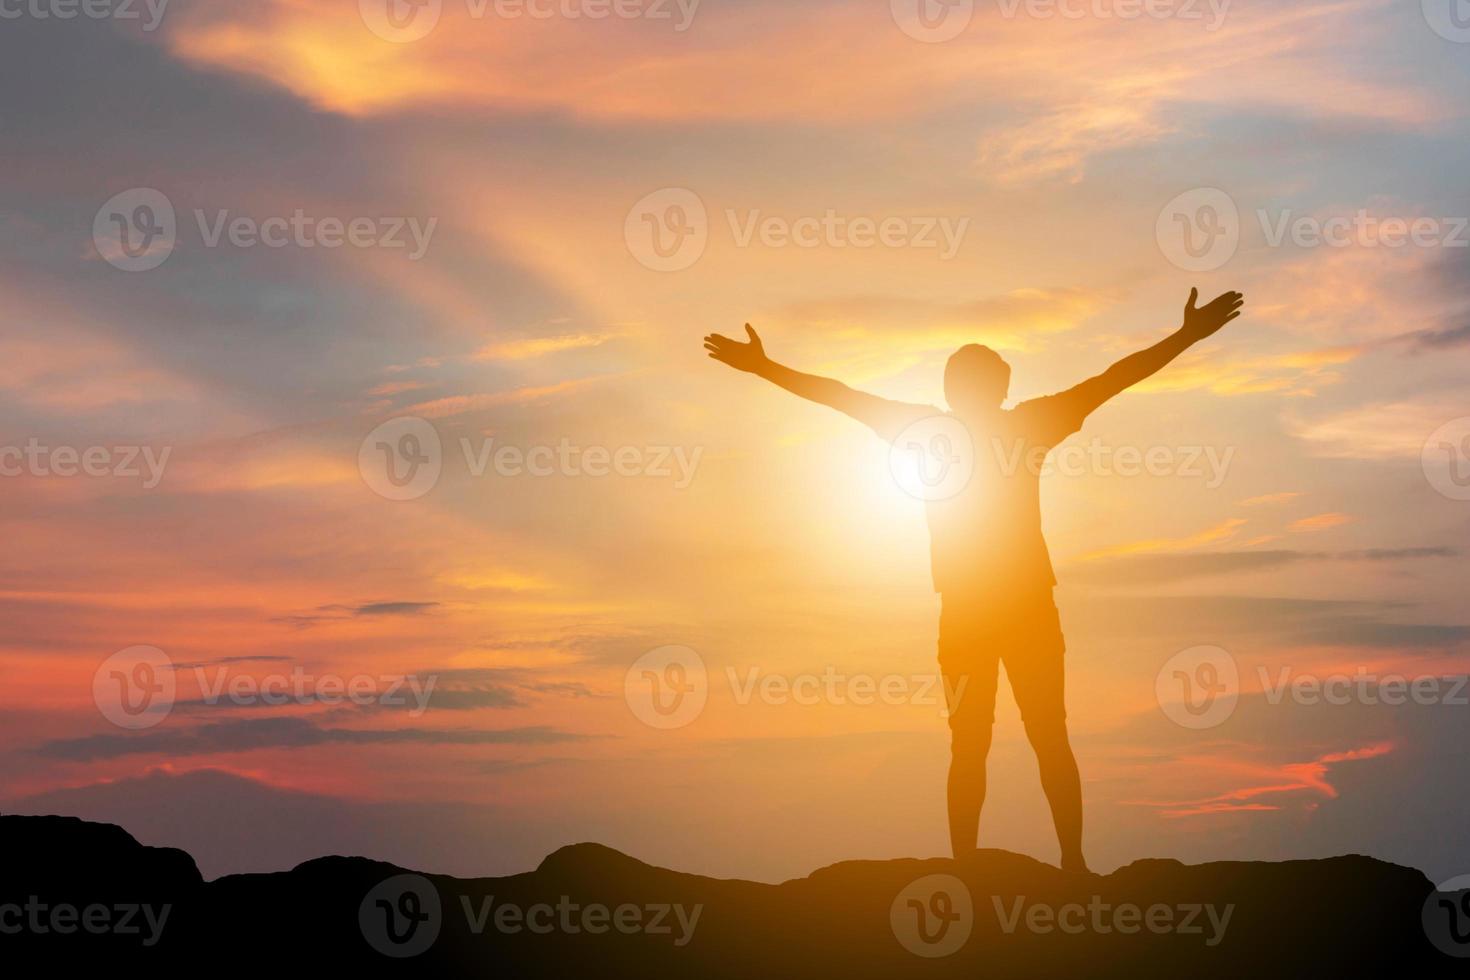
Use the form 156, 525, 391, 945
937, 589, 1067, 744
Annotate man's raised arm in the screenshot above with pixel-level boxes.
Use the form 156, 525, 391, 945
704, 324, 930, 441
1048, 288, 1244, 422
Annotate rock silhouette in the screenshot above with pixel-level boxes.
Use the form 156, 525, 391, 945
4, 813, 1466, 976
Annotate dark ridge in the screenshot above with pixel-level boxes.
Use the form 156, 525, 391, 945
3, 814, 1466, 977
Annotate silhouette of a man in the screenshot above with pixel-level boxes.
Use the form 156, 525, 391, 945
705, 288, 1244, 872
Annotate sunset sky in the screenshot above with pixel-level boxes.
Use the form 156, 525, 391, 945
2, 0, 1468, 884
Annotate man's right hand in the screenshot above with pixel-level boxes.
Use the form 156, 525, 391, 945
704, 324, 770, 374
1181, 287, 1244, 341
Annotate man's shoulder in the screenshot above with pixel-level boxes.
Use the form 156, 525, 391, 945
870, 400, 947, 442
1008, 393, 1079, 431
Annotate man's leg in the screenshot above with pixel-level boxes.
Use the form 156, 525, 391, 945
944, 692, 995, 859
1007, 598, 1089, 873
939, 600, 1000, 859
1022, 713, 1086, 872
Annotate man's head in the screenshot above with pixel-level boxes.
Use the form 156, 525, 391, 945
944, 344, 1011, 414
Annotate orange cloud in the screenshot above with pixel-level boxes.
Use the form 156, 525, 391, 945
1288, 399, 1465, 460
1133, 344, 1363, 398
1239, 492, 1304, 507
158, 0, 1443, 186
1134, 741, 1395, 817
1080, 517, 1248, 561
1288, 512, 1355, 533
403, 376, 608, 419
475, 333, 620, 361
